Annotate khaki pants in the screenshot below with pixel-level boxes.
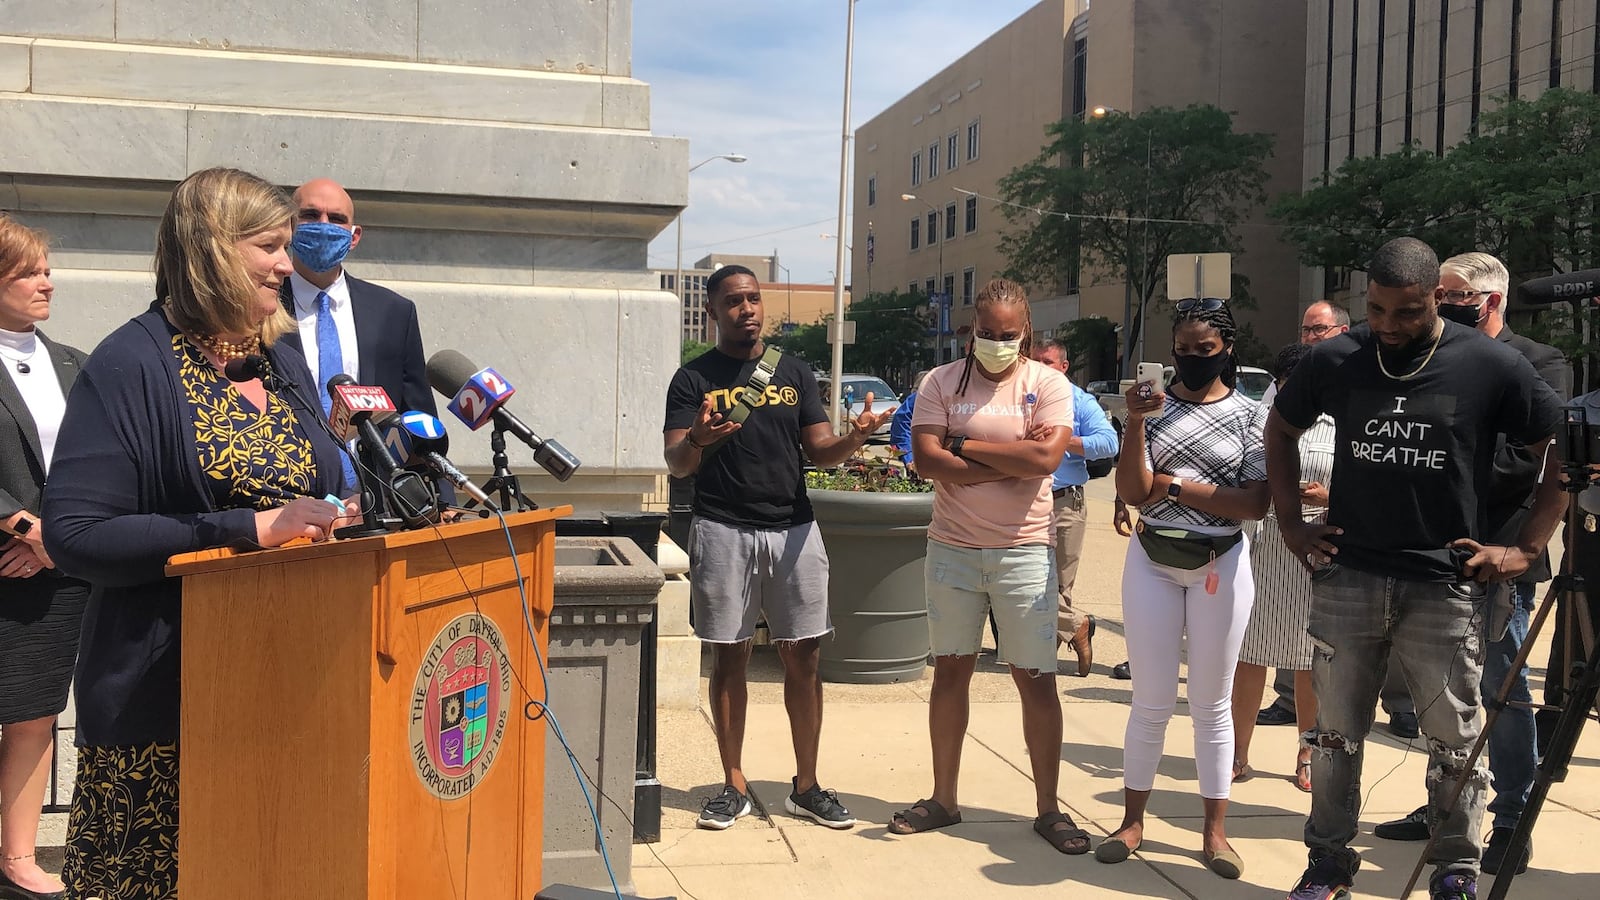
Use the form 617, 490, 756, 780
1053, 486, 1088, 642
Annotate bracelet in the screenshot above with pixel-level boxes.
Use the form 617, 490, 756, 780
686, 434, 708, 450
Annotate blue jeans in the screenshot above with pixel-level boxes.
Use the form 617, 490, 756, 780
1482, 582, 1538, 832
1303, 564, 1489, 884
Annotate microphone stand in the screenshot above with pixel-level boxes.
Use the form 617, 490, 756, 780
336, 442, 395, 539
472, 424, 537, 513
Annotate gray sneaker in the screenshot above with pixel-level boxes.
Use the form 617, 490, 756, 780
697, 785, 752, 830
784, 777, 856, 829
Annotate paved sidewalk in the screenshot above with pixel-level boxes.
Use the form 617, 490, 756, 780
635, 487, 1600, 900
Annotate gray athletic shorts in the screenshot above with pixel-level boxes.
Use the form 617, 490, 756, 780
687, 516, 832, 644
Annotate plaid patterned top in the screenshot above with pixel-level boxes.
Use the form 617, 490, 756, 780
1140, 390, 1268, 528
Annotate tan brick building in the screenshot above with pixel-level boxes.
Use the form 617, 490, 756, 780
852, 0, 1308, 378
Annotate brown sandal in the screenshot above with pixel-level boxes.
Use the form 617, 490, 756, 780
888, 798, 962, 834
1033, 812, 1091, 855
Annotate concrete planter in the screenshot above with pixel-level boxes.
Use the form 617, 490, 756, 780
546, 537, 663, 893
809, 489, 934, 684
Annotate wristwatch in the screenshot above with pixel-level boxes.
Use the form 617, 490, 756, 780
1167, 476, 1184, 499
948, 435, 967, 458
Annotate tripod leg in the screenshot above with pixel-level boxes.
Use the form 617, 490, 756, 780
1398, 587, 1556, 899
1485, 581, 1594, 900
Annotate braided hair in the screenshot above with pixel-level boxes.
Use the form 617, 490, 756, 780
956, 277, 1035, 396
1172, 300, 1238, 389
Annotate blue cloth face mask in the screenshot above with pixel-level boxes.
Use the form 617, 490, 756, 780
291, 222, 354, 273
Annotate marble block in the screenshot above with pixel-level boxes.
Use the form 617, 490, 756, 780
0, 96, 190, 181
185, 107, 687, 207
418, 0, 609, 72
2, 0, 115, 39
27, 40, 650, 130
114, 0, 418, 61
0, 37, 30, 92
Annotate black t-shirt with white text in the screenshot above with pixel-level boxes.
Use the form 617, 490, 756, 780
1274, 321, 1562, 582
663, 348, 829, 529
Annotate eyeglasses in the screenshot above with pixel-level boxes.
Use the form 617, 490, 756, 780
1300, 323, 1338, 337
1174, 297, 1228, 312
1439, 289, 1491, 304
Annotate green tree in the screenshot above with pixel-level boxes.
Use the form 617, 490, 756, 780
680, 339, 713, 365
1271, 88, 1600, 387
998, 105, 1273, 367
764, 321, 828, 367
842, 289, 933, 387
1271, 145, 1475, 270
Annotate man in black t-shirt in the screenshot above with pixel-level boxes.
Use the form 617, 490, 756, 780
1370, 251, 1574, 872
1266, 238, 1564, 900
662, 265, 893, 832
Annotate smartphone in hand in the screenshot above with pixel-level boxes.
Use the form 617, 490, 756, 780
1135, 362, 1165, 399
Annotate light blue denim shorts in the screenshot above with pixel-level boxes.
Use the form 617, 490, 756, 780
925, 539, 1057, 673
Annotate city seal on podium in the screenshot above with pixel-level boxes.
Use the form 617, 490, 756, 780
408, 614, 514, 800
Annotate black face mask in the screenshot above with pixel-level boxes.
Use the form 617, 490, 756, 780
1437, 302, 1483, 328
1172, 352, 1231, 391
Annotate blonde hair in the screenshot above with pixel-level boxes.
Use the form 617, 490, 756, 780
155, 168, 295, 343
0, 214, 50, 282
1440, 251, 1510, 297
956, 277, 1035, 395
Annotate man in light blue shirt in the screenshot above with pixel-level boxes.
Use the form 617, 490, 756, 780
1037, 340, 1119, 676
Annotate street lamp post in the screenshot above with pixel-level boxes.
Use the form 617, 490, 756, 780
674, 153, 748, 339
902, 192, 947, 362
828, 0, 858, 432
1090, 105, 1151, 380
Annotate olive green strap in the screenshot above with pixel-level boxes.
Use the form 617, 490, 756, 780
702, 345, 783, 457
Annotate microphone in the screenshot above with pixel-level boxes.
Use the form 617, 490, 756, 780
223, 355, 271, 385
426, 349, 581, 482
1516, 269, 1600, 305
380, 411, 498, 509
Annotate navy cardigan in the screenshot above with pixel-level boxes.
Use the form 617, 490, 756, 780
43, 306, 345, 747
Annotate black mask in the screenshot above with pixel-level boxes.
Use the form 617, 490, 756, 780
1437, 302, 1483, 328
1172, 352, 1230, 391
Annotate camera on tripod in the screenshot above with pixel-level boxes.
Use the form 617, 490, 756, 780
1558, 396, 1600, 474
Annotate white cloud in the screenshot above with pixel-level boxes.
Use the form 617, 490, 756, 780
636, 0, 1040, 285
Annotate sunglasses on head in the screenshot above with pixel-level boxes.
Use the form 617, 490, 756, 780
1175, 297, 1228, 313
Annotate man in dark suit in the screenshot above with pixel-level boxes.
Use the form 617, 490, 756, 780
277, 178, 447, 500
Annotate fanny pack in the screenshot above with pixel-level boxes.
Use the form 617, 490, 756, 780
1136, 520, 1242, 570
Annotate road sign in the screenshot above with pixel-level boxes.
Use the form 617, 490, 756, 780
828, 319, 857, 345
1167, 252, 1231, 300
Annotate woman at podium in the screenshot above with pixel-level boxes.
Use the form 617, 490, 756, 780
41, 168, 351, 900
0, 217, 90, 900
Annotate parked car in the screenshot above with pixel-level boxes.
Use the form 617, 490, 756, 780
817, 374, 900, 435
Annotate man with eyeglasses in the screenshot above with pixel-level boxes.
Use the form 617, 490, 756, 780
1370, 252, 1571, 876
1256, 300, 1352, 726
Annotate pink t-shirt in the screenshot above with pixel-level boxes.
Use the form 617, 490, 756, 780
911, 358, 1073, 548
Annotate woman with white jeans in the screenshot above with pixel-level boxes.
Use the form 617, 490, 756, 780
1096, 298, 1269, 880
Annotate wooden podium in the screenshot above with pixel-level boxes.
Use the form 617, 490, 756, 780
166, 507, 569, 899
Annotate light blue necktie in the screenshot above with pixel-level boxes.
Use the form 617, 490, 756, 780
315, 291, 359, 492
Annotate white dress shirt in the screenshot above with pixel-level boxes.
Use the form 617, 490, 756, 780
289, 270, 360, 388
0, 326, 65, 475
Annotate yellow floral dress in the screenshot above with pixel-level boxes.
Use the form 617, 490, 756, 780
63, 336, 317, 900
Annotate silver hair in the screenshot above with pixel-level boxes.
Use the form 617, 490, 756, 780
1440, 251, 1510, 297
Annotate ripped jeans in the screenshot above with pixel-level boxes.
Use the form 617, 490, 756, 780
1304, 563, 1489, 883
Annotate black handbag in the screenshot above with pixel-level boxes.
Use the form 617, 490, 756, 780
1135, 520, 1242, 570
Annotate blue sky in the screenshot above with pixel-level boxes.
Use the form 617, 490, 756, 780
635, 1, 1040, 287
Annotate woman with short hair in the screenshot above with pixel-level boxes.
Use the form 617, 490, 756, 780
0, 216, 90, 900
